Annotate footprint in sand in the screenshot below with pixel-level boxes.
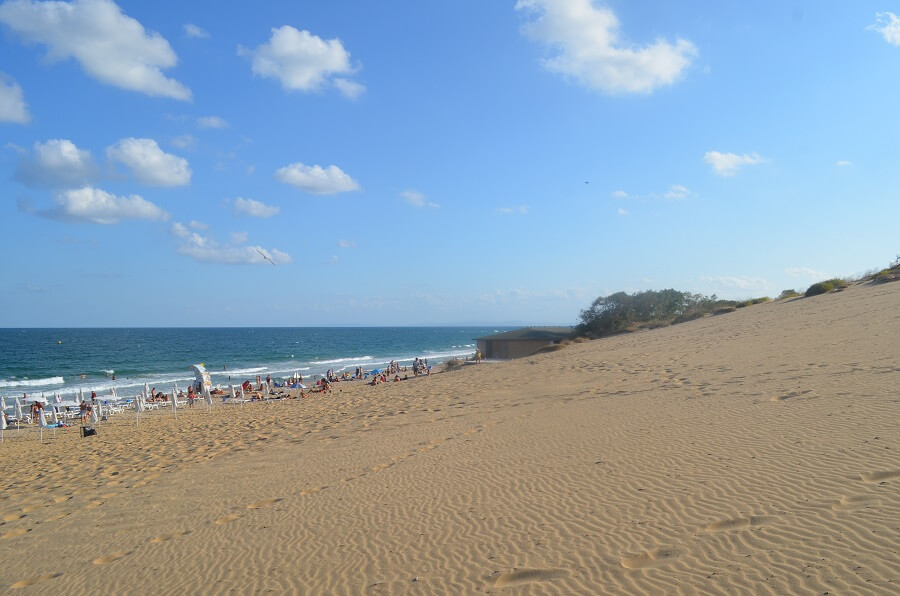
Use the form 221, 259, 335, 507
93, 551, 130, 565
494, 568, 569, 587
372, 463, 393, 472
44, 513, 70, 522
300, 487, 324, 495
151, 530, 190, 543
831, 496, 876, 511
21, 505, 43, 513
214, 514, 242, 525
704, 516, 771, 532
53, 495, 72, 503
246, 498, 282, 509
860, 470, 900, 483
770, 390, 816, 402
84, 501, 104, 509
9, 573, 63, 589
2, 528, 31, 539
3, 513, 26, 522
620, 546, 680, 570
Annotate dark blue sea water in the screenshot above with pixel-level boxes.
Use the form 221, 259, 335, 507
0, 327, 511, 402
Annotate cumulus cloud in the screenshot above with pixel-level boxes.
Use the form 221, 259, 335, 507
611, 190, 628, 198
785, 267, 828, 279
189, 220, 208, 230
869, 12, 900, 45
0, 72, 29, 123
233, 197, 280, 218
616, 207, 628, 216
171, 134, 195, 149
704, 151, 765, 176
170, 221, 292, 265
275, 162, 360, 194
700, 275, 771, 291
38, 186, 168, 224
0, 0, 191, 101
835, 160, 851, 167
197, 115, 228, 129
338, 239, 356, 248
663, 184, 689, 199
183, 23, 209, 39
401, 189, 439, 208
107, 137, 191, 186
239, 25, 364, 98
498, 205, 529, 215
15, 139, 97, 187
515, 0, 696, 94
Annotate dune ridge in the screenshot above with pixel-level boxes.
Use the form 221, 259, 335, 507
0, 281, 897, 593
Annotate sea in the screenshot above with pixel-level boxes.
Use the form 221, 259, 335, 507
0, 327, 511, 405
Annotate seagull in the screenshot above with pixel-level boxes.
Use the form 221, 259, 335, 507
255, 248, 276, 265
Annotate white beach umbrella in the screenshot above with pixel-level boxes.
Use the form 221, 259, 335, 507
229, 385, 237, 400
0, 395, 6, 411
50, 406, 60, 425
143, 383, 150, 402
79, 388, 85, 405
203, 386, 213, 407
14, 396, 24, 421
55, 393, 62, 405
90, 406, 99, 424
37, 409, 49, 443
1, 408, 6, 443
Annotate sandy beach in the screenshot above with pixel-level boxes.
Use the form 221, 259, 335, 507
1, 280, 897, 593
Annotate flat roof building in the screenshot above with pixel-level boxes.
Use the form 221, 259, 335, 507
474, 327, 574, 360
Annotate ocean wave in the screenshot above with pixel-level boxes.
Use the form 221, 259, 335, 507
0, 376, 65, 388
311, 355, 373, 365
217, 366, 267, 376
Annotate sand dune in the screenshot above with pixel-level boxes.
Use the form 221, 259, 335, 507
0, 281, 897, 593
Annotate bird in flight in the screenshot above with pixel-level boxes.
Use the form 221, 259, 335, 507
255, 248, 276, 265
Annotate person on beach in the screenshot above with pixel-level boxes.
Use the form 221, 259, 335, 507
79, 400, 88, 423
475, 349, 482, 364
188, 385, 195, 408
31, 399, 44, 420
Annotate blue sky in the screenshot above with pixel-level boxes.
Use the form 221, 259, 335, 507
1, 0, 897, 327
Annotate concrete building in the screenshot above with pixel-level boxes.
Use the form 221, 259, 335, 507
474, 327, 574, 360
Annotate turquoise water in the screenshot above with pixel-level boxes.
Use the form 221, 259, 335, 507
0, 327, 511, 401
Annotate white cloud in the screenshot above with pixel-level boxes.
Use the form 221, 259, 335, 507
0, 72, 29, 123
0, 0, 191, 101
338, 239, 356, 248
183, 23, 209, 39
700, 275, 771, 291
240, 25, 364, 98
189, 220, 208, 230
663, 184, 689, 199
15, 139, 96, 187
171, 221, 292, 265
401, 189, 439, 208
171, 134, 195, 149
275, 162, 360, 194
616, 207, 628, 216
233, 197, 280, 218
39, 186, 168, 224
834, 160, 851, 167
107, 137, 191, 186
869, 12, 900, 46
515, 0, 696, 94
785, 267, 828, 279
498, 205, 529, 215
611, 190, 628, 198
704, 151, 765, 176
197, 115, 228, 129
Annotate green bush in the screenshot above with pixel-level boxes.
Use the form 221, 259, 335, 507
443, 358, 465, 371
778, 289, 801, 299
805, 278, 847, 297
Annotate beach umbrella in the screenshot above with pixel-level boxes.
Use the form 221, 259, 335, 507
143, 383, 150, 402
171, 383, 178, 415
90, 406, 99, 425
50, 406, 60, 425
229, 384, 237, 402
55, 393, 62, 405
37, 410, 49, 443
1, 408, 6, 443
203, 386, 213, 408
14, 396, 23, 423
79, 388, 85, 405
0, 395, 6, 412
